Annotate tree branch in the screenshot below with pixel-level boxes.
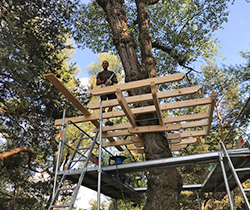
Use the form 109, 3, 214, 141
152, 41, 200, 74
145, 0, 159, 5
0, 147, 34, 160
0, 147, 53, 176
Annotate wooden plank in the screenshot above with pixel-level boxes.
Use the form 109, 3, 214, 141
206, 93, 216, 135
163, 112, 209, 124
116, 88, 136, 127
150, 82, 163, 125
55, 98, 212, 126
128, 119, 209, 134
127, 146, 144, 150
88, 86, 200, 110
129, 125, 179, 133
102, 130, 131, 138
134, 142, 144, 147
166, 130, 207, 140
91, 73, 185, 96
44, 74, 123, 151
131, 136, 144, 142
44, 74, 91, 117
136, 150, 145, 154
168, 139, 182, 144
93, 138, 134, 148
94, 114, 209, 132
170, 144, 187, 151
93, 123, 132, 132
176, 137, 197, 145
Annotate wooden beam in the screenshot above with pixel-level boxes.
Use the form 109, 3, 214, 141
134, 142, 144, 147
44, 74, 123, 151
163, 112, 209, 124
127, 146, 144, 150
131, 136, 144, 142
116, 88, 137, 127
166, 130, 207, 140
150, 82, 163, 125
170, 144, 187, 151
206, 93, 216, 135
44, 74, 91, 117
91, 73, 185, 96
93, 138, 134, 148
92, 136, 195, 149
94, 114, 209, 133
55, 98, 212, 126
168, 139, 182, 144
128, 119, 209, 134
102, 130, 131, 138
88, 86, 200, 110
176, 137, 197, 145
93, 123, 132, 132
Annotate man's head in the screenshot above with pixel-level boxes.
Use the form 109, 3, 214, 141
102, 60, 109, 70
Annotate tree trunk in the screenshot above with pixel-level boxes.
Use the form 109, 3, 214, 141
96, 0, 182, 208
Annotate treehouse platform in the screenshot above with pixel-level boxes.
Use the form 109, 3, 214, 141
45, 72, 215, 153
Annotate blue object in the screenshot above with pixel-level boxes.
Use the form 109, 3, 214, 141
110, 155, 126, 165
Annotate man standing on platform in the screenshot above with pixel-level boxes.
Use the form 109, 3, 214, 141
96, 60, 118, 126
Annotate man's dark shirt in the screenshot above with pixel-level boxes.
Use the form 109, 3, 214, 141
96, 70, 117, 86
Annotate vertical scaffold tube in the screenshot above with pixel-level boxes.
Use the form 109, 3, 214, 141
52, 109, 66, 199
97, 101, 103, 210
218, 152, 235, 209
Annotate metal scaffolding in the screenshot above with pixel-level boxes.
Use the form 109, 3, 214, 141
44, 73, 250, 210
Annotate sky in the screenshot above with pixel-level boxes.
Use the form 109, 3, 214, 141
71, 1, 250, 208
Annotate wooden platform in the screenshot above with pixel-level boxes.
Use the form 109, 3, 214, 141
45, 73, 215, 153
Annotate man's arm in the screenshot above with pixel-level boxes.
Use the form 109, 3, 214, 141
112, 74, 118, 84
96, 73, 102, 86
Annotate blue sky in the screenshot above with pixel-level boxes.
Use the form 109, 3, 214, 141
73, 0, 250, 80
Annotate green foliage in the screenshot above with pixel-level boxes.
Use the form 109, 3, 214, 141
74, 0, 230, 74
0, 0, 90, 209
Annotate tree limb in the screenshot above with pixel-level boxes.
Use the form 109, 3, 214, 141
0, 147, 53, 176
145, 0, 159, 5
152, 41, 200, 73
0, 147, 34, 160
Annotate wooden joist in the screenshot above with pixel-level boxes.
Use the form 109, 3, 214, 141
206, 93, 216, 135
44, 74, 92, 117
55, 97, 212, 126
93, 112, 210, 132
170, 144, 187, 151
88, 86, 199, 110
116, 88, 136, 127
166, 130, 207, 140
176, 137, 197, 145
93, 123, 132, 132
102, 130, 131, 138
150, 82, 163, 125
92, 138, 134, 148
127, 146, 144, 150
163, 112, 209, 124
128, 119, 209, 134
91, 73, 185, 96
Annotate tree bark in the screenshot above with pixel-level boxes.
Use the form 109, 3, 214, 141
96, 0, 182, 208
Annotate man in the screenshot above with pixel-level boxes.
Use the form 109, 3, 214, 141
96, 60, 118, 126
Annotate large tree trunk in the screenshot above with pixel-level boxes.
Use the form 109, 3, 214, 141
96, 0, 182, 208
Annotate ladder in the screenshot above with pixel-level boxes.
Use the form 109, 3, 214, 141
48, 120, 99, 210
220, 142, 250, 210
